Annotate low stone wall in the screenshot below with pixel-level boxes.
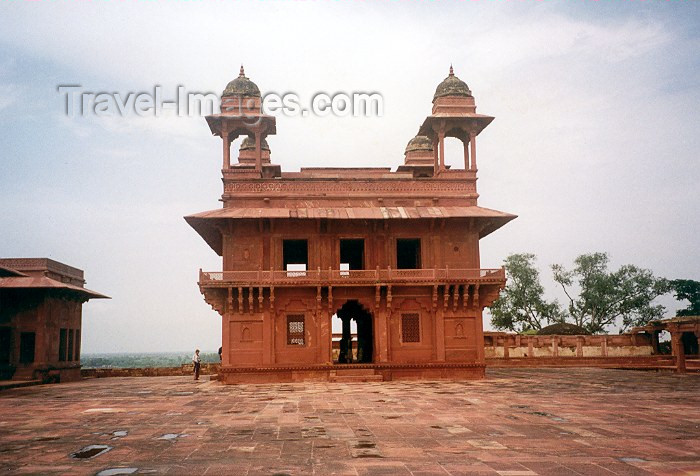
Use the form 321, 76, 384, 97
81, 363, 220, 378
484, 333, 653, 359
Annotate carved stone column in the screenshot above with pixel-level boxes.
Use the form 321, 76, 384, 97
469, 131, 477, 171
670, 325, 686, 372
222, 127, 231, 170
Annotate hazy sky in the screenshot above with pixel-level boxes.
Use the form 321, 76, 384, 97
1, 1, 698, 353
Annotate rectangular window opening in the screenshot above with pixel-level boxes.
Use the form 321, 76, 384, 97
340, 239, 364, 272
283, 239, 308, 276
401, 313, 420, 343
19, 332, 35, 364
397, 238, 421, 269
75, 329, 81, 361
0, 327, 11, 364
67, 329, 74, 361
59, 328, 67, 362
287, 314, 305, 346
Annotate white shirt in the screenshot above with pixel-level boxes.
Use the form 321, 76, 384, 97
192, 353, 200, 363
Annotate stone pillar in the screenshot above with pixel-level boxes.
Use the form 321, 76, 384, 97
503, 337, 510, 360
375, 306, 389, 363
463, 139, 470, 171
438, 132, 446, 171
262, 306, 272, 365
432, 137, 439, 175
34, 300, 48, 367
469, 131, 477, 171
576, 336, 583, 357
527, 337, 533, 358
435, 307, 445, 361
222, 290, 231, 366
601, 336, 608, 357
651, 331, 660, 355
670, 329, 686, 372
222, 130, 231, 170
551, 336, 559, 357
339, 316, 351, 363
254, 132, 262, 172
319, 307, 331, 365
475, 308, 486, 364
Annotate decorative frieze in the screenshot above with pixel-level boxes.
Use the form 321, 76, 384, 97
224, 180, 475, 196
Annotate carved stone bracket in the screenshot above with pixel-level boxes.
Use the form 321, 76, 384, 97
203, 289, 226, 316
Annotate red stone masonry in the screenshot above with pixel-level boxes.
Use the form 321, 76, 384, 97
0, 258, 108, 383
186, 67, 516, 383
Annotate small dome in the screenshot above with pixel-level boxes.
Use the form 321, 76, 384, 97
433, 66, 472, 100
405, 135, 433, 154
222, 65, 261, 98
537, 323, 591, 335
240, 136, 270, 151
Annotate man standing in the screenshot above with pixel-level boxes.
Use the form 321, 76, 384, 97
192, 349, 201, 380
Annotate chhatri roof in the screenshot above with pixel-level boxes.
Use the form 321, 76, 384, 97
433, 66, 472, 100
222, 65, 261, 98
405, 135, 433, 153
240, 136, 270, 151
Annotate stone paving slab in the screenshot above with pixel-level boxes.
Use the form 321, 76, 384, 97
0, 368, 698, 475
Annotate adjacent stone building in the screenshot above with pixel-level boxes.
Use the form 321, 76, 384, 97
187, 67, 515, 383
0, 258, 107, 382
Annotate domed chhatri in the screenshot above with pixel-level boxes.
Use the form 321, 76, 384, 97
433, 65, 472, 100
222, 65, 261, 98
405, 135, 433, 154
240, 136, 270, 151
538, 323, 591, 336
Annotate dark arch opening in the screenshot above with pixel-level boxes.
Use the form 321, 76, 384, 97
681, 332, 699, 355
335, 300, 373, 364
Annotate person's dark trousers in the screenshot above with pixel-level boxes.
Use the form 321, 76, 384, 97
194, 362, 200, 380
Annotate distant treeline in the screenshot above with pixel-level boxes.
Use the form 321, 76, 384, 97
81, 352, 220, 369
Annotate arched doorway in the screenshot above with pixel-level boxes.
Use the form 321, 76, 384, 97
335, 300, 373, 364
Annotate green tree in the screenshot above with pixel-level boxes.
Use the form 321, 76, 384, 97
670, 279, 700, 316
489, 253, 563, 332
551, 252, 669, 334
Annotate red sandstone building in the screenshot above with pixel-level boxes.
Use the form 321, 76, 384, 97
187, 67, 516, 383
0, 258, 107, 382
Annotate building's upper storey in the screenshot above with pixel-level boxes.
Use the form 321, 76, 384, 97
186, 67, 515, 256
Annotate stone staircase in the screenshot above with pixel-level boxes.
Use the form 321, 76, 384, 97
330, 368, 383, 383
12, 367, 36, 381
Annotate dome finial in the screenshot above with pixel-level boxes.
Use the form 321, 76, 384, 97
449, 64, 454, 76
239, 65, 245, 78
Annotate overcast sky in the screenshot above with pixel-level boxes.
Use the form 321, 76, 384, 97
1, 1, 698, 353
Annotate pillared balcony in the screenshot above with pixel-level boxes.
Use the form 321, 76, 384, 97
199, 267, 505, 288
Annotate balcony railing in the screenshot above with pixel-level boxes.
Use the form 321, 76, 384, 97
199, 267, 505, 287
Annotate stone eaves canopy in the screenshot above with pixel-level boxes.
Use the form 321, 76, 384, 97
0, 276, 109, 300
185, 205, 516, 256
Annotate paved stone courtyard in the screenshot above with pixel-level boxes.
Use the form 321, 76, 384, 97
0, 369, 698, 475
